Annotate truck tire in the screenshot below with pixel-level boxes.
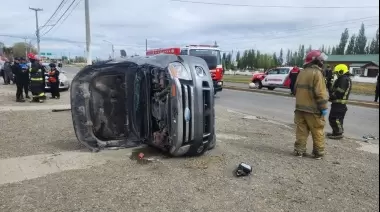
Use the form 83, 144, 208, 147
268, 87, 275, 90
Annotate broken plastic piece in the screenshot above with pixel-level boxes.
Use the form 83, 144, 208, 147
235, 162, 252, 177
138, 153, 145, 160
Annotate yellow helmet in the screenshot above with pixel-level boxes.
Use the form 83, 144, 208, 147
333, 64, 349, 75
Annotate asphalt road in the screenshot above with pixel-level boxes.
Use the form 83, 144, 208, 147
64, 65, 379, 141
225, 82, 376, 102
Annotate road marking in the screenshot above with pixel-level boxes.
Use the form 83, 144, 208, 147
0, 149, 136, 185
0, 104, 70, 112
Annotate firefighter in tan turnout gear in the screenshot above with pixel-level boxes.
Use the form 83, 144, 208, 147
293, 50, 329, 160
327, 64, 352, 139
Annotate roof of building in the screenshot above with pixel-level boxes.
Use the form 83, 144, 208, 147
360, 61, 379, 68
326, 54, 379, 62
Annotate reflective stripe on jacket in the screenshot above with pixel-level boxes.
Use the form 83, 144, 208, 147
294, 65, 329, 114
330, 74, 352, 104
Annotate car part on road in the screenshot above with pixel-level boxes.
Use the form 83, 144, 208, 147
235, 162, 252, 177
70, 55, 216, 157
52, 108, 71, 112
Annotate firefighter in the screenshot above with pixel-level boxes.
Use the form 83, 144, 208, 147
324, 65, 333, 93
19, 58, 31, 99
327, 64, 352, 139
289, 66, 300, 95
293, 50, 329, 160
28, 53, 46, 103
48, 63, 60, 99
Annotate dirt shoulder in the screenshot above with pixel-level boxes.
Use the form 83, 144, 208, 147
0, 104, 378, 212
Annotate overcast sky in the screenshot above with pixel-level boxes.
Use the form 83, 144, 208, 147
0, 0, 379, 59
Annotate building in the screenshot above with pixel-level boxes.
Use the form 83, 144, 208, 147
325, 54, 379, 80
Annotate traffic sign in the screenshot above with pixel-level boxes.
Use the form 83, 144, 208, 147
40, 52, 52, 56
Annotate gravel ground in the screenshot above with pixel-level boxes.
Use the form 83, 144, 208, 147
0, 98, 378, 212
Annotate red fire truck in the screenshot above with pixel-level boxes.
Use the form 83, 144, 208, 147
146, 45, 224, 94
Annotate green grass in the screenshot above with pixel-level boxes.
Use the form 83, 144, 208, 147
223, 75, 377, 96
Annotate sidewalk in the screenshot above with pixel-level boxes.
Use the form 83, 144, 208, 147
225, 82, 376, 102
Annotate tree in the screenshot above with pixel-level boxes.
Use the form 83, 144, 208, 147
278, 48, 284, 65
331, 46, 337, 54
286, 49, 291, 65
354, 23, 367, 54
345, 34, 356, 55
11, 42, 37, 58
369, 28, 379, 54
336, 28, 349, 54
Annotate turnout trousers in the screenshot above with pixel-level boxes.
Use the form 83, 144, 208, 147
294, 110, 326, 156
30, 80, 46, 102
328, 103, 347, 135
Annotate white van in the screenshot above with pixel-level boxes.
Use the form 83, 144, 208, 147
261, 66, 300, 90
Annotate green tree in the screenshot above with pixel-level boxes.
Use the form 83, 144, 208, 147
278, 48, 284, 65
285, 49, 291, 65
354, 23, 367, 54
369, 28, 379, 54
331, 46, 337, 54
11, 42, 37, 58
327, 46, 332, 55
345, 34, 356, 55
336, 28, 349, 54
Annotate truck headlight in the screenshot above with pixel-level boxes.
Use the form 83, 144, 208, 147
168, 62, 192, 80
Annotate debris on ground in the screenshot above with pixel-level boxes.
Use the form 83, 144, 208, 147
52, 108, 71, 112
235, 162, 252, 177
363, 135, 379, 140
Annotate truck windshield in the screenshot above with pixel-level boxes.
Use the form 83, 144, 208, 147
189, 49, 221, 65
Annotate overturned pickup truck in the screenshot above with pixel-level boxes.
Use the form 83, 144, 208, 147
70, 54, 216, 156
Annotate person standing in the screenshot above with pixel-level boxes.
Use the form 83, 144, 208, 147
327, 64, 352, 139
375, 74, 379, 102
324, 65, 333, 93
2, 61, 13, 85
48, 63, 60, 99
289, 66, 300, 95
293, 50, 329, 160
11, 58, 25, 102
19, 58, 31, 99
28, 53, 46, 103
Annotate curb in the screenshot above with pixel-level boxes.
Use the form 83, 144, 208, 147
223, 86, 379, 109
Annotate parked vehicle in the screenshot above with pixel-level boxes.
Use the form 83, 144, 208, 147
146, 44, 224, 94
251, 67, 303, 90
41, 63, 70, 91
70, 54, 216, 156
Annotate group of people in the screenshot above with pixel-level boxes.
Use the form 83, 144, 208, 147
292, 50, 353, 160
1, 53, 60, 102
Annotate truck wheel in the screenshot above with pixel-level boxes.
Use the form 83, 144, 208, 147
207, 135, 216, 150
268, 87, 275, 90
254, 80, 263, 89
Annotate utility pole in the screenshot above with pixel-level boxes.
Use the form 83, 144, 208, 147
29, 7, 43, 57
24, 37, 28, 58
84, 0, 92, 65
145, 39, 148, 52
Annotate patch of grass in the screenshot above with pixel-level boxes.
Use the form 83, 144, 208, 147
223, 75, 252, 83
223, 75, 377, 95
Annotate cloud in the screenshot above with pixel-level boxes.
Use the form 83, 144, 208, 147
1, 0, 379, 59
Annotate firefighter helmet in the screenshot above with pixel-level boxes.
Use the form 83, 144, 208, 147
27, 53, 36, 60
304, 50, 328, 67
333, 64, 349, 75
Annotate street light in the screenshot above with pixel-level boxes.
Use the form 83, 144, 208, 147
103, 40, 115, 59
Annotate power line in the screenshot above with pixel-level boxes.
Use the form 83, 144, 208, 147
41, 0, 77, 37
47, 0, 82, 36
224, 17, 379, 44
39, 0, 67, 30
170, 0, 378, 9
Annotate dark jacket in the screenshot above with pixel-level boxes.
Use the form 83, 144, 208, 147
329, 73, 352, 104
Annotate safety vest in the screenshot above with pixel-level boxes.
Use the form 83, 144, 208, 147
30, 67, 43, 81
48, 71, 57, 83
